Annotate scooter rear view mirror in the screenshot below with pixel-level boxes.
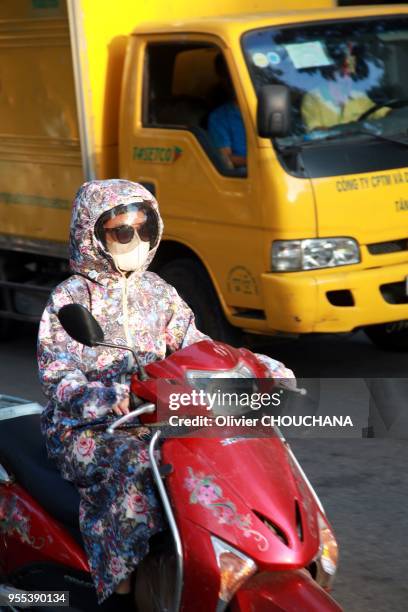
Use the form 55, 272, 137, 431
58, 304, 104, 347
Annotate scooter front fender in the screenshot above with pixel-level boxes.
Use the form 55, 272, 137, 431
231, 569, 343, 612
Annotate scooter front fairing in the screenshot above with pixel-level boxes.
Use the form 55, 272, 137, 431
161, 436, 327, 611
164, 437, 320, 569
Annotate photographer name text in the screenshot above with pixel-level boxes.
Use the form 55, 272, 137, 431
168, 415, 354, 428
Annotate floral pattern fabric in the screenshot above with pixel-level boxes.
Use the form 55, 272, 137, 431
37, 179, 294, 603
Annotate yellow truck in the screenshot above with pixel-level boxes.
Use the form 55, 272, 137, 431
2, 0, 408, 349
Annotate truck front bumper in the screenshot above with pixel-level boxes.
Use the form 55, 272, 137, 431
261, 261, 408, 334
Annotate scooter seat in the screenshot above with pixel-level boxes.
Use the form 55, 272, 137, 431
0, 413, 81, 538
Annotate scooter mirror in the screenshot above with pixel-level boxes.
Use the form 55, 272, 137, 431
58, 304, 104, 347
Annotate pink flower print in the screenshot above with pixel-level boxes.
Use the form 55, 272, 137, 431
138, 449, 150, 466
216, 505, 235, 524
96, 353, 113, 369
184, 466, 198, 491
92, 520, 104, 535
185, 476, 197, 491
74, 433, 96, 465
56, 380, 74, 403
125, 487, 148, 520
83, 406, 98, 419
196, 484, 219, 506
109, 556, 127, 578
48, 360, 68, 372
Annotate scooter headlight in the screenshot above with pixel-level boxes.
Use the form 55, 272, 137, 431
186, 361, 256, 416
186, 361, 254, 387
314, 513, 339, 589
211, 535, 257, 605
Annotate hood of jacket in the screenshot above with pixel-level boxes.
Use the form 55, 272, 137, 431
69, 179, 163, 284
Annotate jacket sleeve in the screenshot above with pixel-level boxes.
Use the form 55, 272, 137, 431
164, 284, 210, 352
37, 284, 129, 420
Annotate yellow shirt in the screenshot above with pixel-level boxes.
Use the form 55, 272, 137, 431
301, 89, 389, 132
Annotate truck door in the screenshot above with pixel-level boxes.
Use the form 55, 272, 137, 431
121, 34, 266, 339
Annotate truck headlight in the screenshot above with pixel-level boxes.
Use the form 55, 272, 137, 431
271, 238, 360, 271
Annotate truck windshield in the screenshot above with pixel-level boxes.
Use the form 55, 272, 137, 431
242, 16, 408, 149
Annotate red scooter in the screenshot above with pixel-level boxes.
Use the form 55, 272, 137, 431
0, 304, 342, 611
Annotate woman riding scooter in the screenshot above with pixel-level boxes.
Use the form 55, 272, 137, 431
37, 179, 295, 608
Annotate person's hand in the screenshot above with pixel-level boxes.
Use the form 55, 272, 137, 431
136, 426, 152, 440
271, 365, 297, 390
112, 397, 130, 416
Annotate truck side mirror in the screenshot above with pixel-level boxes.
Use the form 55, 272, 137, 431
58, 304, 104, 347
257, 85, 291, 138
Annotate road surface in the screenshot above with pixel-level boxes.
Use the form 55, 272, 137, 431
1, 324, 407, 611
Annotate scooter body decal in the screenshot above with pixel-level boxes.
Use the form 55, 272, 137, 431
0, 495, 46, 550
184, 466, 269, 551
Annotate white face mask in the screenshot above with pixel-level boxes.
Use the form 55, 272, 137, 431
108, 233, 150, 272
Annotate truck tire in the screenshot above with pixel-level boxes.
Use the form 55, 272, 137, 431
364, 320, 408, 351
158, 259, 242, 345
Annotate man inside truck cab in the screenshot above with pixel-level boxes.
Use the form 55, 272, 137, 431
207, 53, 247, 169
301, 41, 389, 132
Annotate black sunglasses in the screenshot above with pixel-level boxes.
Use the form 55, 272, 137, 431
104, 224, 151, 244
96, 201, 159, 248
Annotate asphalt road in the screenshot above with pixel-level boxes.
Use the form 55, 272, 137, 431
1, 323, 407, 611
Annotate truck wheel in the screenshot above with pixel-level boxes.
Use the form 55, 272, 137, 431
158, 259, 242, 345
364, 320, 408, 351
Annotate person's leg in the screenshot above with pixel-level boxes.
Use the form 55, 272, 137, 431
57, 428, 165, 604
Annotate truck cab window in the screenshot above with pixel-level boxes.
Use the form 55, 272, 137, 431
143, 43, 247, 177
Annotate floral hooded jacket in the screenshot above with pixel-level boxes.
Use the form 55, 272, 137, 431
37, 179, 294, 602
38, 179, 293, 443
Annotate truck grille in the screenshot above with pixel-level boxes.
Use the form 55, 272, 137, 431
367, 238, 408, 255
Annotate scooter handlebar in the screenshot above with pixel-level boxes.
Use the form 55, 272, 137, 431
107, 402, 156, 434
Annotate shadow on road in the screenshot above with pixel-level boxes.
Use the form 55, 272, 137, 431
253, 330, 406, 378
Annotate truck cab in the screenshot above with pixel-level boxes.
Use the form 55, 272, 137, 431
120, 6, 408, 348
